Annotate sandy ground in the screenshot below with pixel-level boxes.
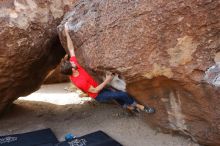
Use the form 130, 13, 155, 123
0, 83, 200, 146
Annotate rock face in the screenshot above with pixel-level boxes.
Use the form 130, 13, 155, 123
0, 0, 75, 114
58, 0, 220, 145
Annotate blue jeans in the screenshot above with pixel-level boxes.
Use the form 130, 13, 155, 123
95, 88, 136, 108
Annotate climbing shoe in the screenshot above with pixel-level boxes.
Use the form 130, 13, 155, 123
126, 106, 140, 115
131, 107, 140, 113
143, 106, 155, 114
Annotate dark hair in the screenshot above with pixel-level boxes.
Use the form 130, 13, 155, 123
60, 60, 73, 75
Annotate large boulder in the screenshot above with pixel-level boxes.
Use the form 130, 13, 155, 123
0, 0, 75, 114
58, 0, 220, 145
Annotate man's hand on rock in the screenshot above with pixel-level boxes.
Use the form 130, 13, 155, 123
105, 71, 114, 82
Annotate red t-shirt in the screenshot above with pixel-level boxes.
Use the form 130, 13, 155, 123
69, 56, 98, 98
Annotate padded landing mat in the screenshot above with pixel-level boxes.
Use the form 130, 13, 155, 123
56, 131, 122, 146
0, 129, 58, 146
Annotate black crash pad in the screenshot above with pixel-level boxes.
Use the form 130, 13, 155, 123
56, 131, 122, 146
0, 128, 58, 146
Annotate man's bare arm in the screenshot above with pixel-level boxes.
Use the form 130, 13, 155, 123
65, 23, 75, 57
88, 73, 113, 93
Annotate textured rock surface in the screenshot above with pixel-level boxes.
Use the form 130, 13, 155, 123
0, 0, 75, 114
58, 0, 220, 145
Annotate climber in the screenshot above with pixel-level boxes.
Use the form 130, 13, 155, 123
60, 22, 155, 114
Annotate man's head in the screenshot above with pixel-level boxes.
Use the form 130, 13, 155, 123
60, 59, 77, 75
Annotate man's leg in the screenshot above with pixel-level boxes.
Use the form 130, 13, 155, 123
96, 89, 155, 113
114, 99, 125, 106
121, 92, 156, 114
96, 89, 135, 107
